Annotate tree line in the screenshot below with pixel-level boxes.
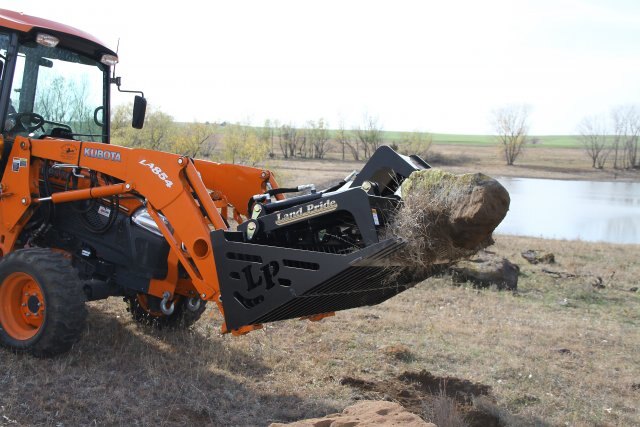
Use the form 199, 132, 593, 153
578, 106, 640, 170
112, 102, 639, 170
491, 104, 640, 169
111, 105, 433, 164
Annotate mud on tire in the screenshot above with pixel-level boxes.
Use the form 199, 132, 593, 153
0, 249, 87, 357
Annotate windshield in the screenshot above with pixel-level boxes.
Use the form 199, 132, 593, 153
8, 40, 107, 142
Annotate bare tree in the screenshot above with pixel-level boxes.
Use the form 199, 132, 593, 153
307, 118, 331, 159
611, 106, 640, 169
578, 116, 609, 169
336, 119, 352, 160
354, 114, 383, 159
491, 105, 530, 166
35, 75, 96, 135
279, 123, 301, 158
261, 119, 277, 157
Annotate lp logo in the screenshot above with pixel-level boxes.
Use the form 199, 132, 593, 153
233, 261, 291, 309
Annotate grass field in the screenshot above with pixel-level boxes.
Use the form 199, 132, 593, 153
378, 131, 581, 149
0, 235, 638, 426
223, 123, 583, 148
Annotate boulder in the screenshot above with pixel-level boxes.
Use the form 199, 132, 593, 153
521, 250, 555, 265
390, 169, 510, 269
450, 256, 519, 290
269, 401, 434, 427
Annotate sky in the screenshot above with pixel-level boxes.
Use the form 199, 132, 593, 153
3, 0, 640, 134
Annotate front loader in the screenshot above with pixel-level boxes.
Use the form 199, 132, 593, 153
0, 9, 430, 356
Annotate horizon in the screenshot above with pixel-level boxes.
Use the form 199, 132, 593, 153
4, 0, 640, 135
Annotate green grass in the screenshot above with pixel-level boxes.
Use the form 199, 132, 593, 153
382, 131, 582, 148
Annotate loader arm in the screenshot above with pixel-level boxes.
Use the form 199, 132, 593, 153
0, 137, 252, 322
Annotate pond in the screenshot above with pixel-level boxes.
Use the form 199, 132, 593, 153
495, 177, 640, 244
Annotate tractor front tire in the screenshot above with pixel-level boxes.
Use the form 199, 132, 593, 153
126, 293, 207, 329
0, 249, 87, 357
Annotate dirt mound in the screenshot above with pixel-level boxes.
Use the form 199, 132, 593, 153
269, 400, 434, 426
340, 370, 501, 427
391, 169, 510, 269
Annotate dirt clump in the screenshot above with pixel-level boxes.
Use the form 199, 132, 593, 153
450, 255, 519, 290
391, 169, 510, 270
381, 344, 414, 361
521, 250, 555, 265
269, 400, 434, 426
340, 370, 502, 427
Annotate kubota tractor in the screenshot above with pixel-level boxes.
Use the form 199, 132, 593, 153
0, 9, 430, 356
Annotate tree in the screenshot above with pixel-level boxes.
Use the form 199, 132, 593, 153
221, 123, 268, 165
111, 104, 174, 151
110, 103, 133, 141
307, 118, 331, 159
173, 122, 218, 158
261, 119, 277, 157
399, 131, 433, 159
335, 119, 352, 161
611, 105, 640, 169
491, 105, 530, 166
279, 123, 301, 158
354, 114, 383, 159
144, 110, 174, 151
578, 116, 609, 169
35, 75, 96, 137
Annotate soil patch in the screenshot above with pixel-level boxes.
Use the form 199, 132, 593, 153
340, 370, 501, 426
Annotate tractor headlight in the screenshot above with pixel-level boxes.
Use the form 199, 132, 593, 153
36, 33, 59, 47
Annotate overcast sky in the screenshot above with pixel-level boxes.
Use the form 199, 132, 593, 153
4, 0, 640, 134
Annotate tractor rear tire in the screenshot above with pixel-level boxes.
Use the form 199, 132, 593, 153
0, 249, 87, 357
126, 293, 207, 328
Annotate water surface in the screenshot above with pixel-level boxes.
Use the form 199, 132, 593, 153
495, 177, 640, 244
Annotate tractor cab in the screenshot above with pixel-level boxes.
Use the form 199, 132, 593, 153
0, 10, 145, 159
0, 11, 115, 146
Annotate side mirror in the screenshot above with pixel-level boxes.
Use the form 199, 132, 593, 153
132, 95, 146, 129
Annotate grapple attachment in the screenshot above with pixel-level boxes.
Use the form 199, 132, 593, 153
213, 146, 430, 331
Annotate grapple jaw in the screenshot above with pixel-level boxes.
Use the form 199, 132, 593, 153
213, 146, 430, 331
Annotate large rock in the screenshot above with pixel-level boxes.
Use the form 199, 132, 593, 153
269, 401, 434, 427
390, 169, 510, 268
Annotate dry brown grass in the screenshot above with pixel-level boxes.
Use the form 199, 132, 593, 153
1, 143, 638, 426
1, 235, 638, 426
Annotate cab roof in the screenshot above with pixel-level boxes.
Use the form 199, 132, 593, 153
0, 8, 117, 59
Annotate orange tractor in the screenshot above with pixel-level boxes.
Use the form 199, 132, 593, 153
0, 9, 430, 356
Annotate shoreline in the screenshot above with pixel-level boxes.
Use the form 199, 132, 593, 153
269, 154, 640, 185
494, 233, 640, 247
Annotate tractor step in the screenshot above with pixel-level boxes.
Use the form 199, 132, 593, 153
212, 231, 421, 330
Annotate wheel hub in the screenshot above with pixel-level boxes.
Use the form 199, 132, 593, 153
0, 272, 45, 340
27, 295, 41, 313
